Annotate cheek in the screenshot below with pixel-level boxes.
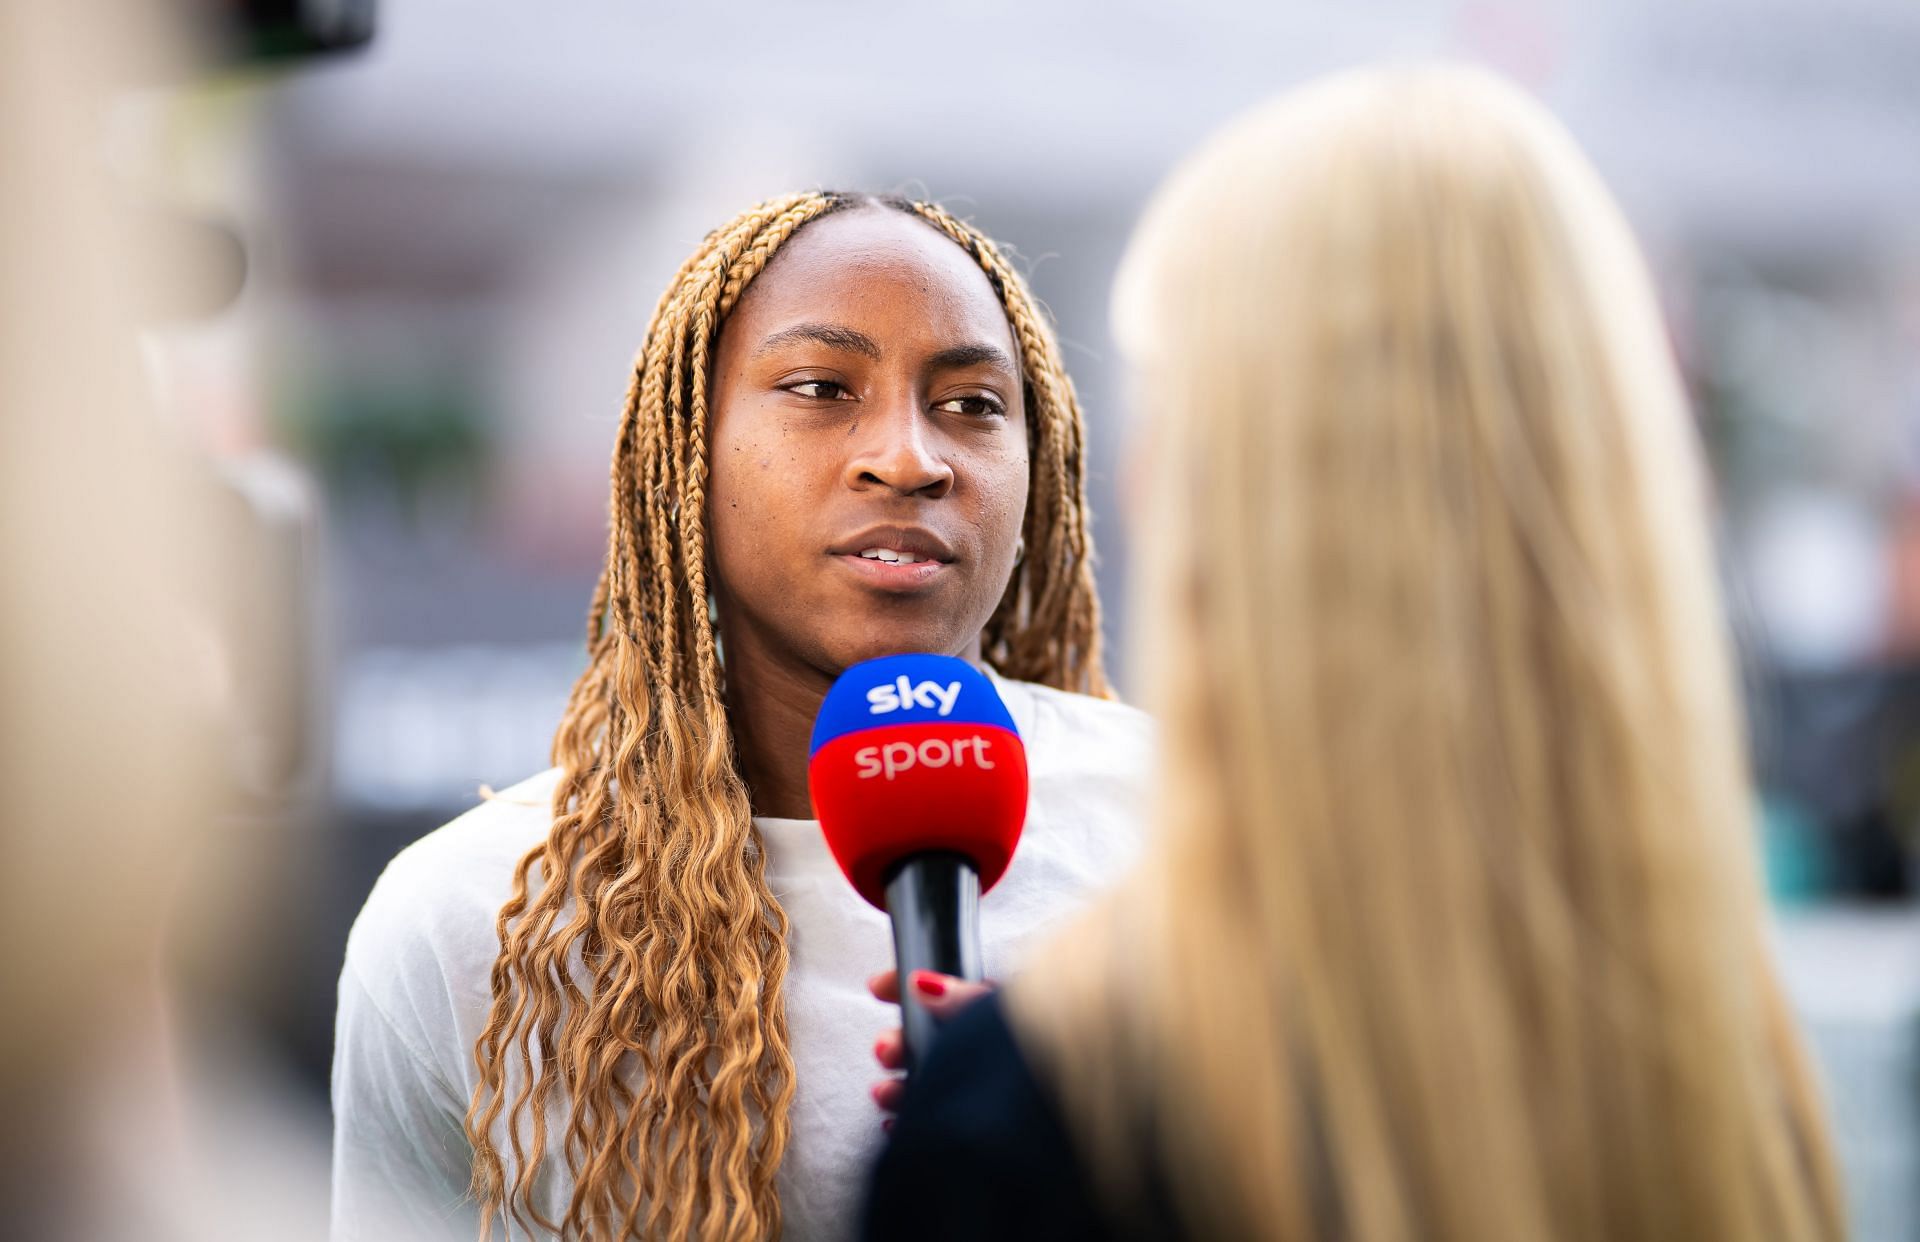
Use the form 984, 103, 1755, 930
710, 432, 755, 509
707, 422, 779, 572
975, 441, 1032, 549
707, 412, 819, 577
1003, 426, 1034, 522
1005, 466, 1033, 538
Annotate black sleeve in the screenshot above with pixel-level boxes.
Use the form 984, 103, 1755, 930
860, 992, 1115, 1242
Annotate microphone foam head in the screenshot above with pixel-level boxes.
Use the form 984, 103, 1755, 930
808, 654, 1029, 910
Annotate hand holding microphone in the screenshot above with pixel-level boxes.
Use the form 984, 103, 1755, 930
808, 654, 1028, 1075
863, 968, 993, 1114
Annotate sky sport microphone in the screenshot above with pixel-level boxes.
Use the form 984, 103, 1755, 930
809, 653, 1028, 1071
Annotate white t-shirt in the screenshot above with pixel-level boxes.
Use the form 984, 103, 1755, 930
331, 676, 1151, 1241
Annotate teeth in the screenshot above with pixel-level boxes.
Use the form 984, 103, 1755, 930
859, 548, 925, 564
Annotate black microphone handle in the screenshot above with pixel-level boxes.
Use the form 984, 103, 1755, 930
883, 851, 983, 1074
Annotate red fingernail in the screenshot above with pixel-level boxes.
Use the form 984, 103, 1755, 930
913, 971, 947, 997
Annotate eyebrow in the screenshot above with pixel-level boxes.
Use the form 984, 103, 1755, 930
926, 343, 1018, 374
754, 323, 882, 360
752, 323, 1018, 375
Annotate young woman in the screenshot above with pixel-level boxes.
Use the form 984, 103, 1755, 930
866, 67, 1846, 1242
331, 193, 1152, 1242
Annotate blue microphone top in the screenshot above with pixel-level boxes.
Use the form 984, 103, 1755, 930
808, 654, 1018, 756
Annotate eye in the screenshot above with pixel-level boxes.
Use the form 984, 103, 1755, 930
934, 394, 1006, 418
787, 379, 853, 401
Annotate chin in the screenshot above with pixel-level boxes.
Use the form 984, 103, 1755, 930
824, 621, 977, 672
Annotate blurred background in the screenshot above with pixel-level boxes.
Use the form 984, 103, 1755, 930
11, 0, 1920, 1237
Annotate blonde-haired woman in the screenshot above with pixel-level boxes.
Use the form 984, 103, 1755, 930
864, 66, 1845, 1242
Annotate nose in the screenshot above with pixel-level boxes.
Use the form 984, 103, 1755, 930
844, 395, 954, 499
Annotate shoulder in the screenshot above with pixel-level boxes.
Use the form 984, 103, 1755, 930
981, 680, 1155, 905
341, 768, 562, 1071
997, 678, 1155, 778
348, 767, 561, 967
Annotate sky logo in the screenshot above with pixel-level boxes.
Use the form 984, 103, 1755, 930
866, 676, 962, 717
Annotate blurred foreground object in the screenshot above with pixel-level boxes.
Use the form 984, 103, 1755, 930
0, 2, 332, 1238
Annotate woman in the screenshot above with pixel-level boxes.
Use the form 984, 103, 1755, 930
866, 68, 1846, 1242
331, 192, 1153, 1241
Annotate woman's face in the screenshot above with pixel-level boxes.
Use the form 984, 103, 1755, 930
706, 206, 1030, 681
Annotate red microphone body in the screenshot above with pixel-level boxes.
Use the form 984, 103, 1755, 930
809, 654, 1028, 1069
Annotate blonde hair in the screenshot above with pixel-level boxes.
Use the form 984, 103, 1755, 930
465, 191, 1106, 1241
1012, 66, 1843, 1242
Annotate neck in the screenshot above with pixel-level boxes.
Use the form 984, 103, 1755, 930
723, 646, 832, 820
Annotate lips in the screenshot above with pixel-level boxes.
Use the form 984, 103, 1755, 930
827, 525, 957, 564
829, 524, 956, 592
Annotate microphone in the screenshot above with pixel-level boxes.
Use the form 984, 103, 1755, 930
809, 654, 1028, 1071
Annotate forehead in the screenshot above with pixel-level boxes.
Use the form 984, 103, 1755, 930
723, 207, 1017, 356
